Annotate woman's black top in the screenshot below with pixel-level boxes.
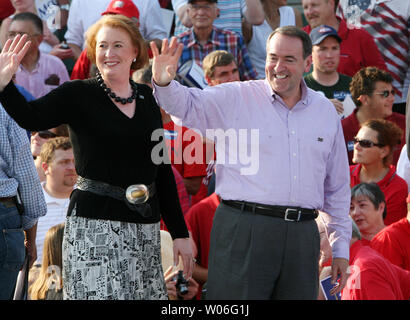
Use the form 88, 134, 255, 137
0, 78, 188, 239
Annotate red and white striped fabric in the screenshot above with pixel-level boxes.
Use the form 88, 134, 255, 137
337, 0, 410, 103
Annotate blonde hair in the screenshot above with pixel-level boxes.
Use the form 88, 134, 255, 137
85, 14, 148, 71
202, 50, 235, 79
39, 136, 72, 165
29, 223, 65, 300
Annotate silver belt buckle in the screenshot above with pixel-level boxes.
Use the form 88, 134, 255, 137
125, 184, 149, 204
284, 208, 301, 222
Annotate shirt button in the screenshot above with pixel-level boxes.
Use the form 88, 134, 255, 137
291, 130, 295, 135
294, 176, 297, 180
293, 153, 296, 157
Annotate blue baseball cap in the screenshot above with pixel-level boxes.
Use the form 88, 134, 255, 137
310, 25, 342, 45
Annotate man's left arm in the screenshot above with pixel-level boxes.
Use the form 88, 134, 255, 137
237, 35, 258, 80
243, 0, 265, 26
11, 119, 47, 231
322, 118, 352, 293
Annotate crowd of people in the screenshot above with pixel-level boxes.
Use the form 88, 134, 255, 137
0, 0, 409, 301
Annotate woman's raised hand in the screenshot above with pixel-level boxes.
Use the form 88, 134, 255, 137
150, 37, 183, 87
0, 34, 31, 91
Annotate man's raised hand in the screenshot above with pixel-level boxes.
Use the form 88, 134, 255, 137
0, 34, 31, 91
150, 37, 183, 87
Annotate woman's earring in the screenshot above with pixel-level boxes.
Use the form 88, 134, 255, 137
133, 58, 136, 62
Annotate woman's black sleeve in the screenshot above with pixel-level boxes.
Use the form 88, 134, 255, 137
155, 161, 189, 240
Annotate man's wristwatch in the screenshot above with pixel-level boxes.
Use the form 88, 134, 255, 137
59, 4, 70, 11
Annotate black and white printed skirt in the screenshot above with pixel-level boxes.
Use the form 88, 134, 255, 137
62, 207, 168, 300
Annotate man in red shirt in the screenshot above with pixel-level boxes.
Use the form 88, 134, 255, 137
342, 67, 405, 165
185, 193, 220, 299
370, 193, 410, 271
302, 0, 387, 78
318, 217, 410, 300
342, 238, 410, 300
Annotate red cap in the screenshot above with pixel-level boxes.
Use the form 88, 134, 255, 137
102, 0, 140, 22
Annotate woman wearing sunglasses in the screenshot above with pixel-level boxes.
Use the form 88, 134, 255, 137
350, 119, 407, 226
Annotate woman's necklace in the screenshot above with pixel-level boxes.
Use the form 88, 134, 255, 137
96, 71, 138, 105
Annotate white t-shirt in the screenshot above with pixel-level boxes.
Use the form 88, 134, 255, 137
396, 144, 410, 193
65, 0, 168, 48
35, 183, 70, 264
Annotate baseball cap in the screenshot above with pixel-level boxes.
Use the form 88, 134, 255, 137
188, 0, 217, 3
102, 0, 140, 22
310, 25, 342, 45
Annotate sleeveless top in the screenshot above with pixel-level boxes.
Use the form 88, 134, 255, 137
247, 6, 296, 79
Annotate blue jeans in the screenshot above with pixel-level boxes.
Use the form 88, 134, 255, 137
0, 202, 25, 300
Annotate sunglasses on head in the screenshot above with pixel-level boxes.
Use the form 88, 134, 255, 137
353, 137, 384, 148
374, 89, 395, 98
32, 130, 58, 139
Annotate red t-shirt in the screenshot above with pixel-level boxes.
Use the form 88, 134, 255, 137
342, 110, 405, 166
370, 218, 410, 271
163, 120, 208, 205
0, 0, 14, 20
342, 241, 410, 300
185, 193, 220, 299
304, 19, 387, 77
350, 164, 408, 225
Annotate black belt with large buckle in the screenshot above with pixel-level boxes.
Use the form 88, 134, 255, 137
221, 199, 318, 222
77, 176, 155, 217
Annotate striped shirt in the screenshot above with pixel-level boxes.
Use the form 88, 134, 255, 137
0, 103, 46, 230
15, 52, 70, 99
172, 0, 246, 36
337, 0, 410, 103
178, 26, 257, 81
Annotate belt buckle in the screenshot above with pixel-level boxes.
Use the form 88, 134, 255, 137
284, 208, 301, 222
125, 184, 149, 204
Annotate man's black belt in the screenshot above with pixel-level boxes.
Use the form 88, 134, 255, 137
221, 199, 318, 222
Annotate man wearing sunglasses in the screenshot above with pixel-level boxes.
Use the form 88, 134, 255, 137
342, 67, 405, 166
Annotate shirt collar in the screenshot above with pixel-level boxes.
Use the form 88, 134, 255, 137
266, 78, 311, 106
19, 51, 42, 73
187, 27, 219, 48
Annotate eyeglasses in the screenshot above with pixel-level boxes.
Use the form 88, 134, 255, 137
7, 31, 41, 39
189, 4, 214, 11
31, 130, 58, 139
374, 90, 395, 98
353, 137, 384, 148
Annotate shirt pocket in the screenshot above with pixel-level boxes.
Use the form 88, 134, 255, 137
0, 228, 25, 271
298, 133, 332, 188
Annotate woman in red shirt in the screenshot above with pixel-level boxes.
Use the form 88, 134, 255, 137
350, 119, 407, 225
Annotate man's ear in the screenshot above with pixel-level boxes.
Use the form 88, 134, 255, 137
205, 74, 212, 85
304, 54, 312, 73
357, 94, 369, 106
42, 162, 49, 175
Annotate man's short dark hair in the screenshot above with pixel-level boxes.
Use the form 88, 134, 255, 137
267, 26, 312, 59
12, 12, 43, 35
350, 67, 393, 108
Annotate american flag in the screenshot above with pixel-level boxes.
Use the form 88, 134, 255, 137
338, 0, 409, 100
